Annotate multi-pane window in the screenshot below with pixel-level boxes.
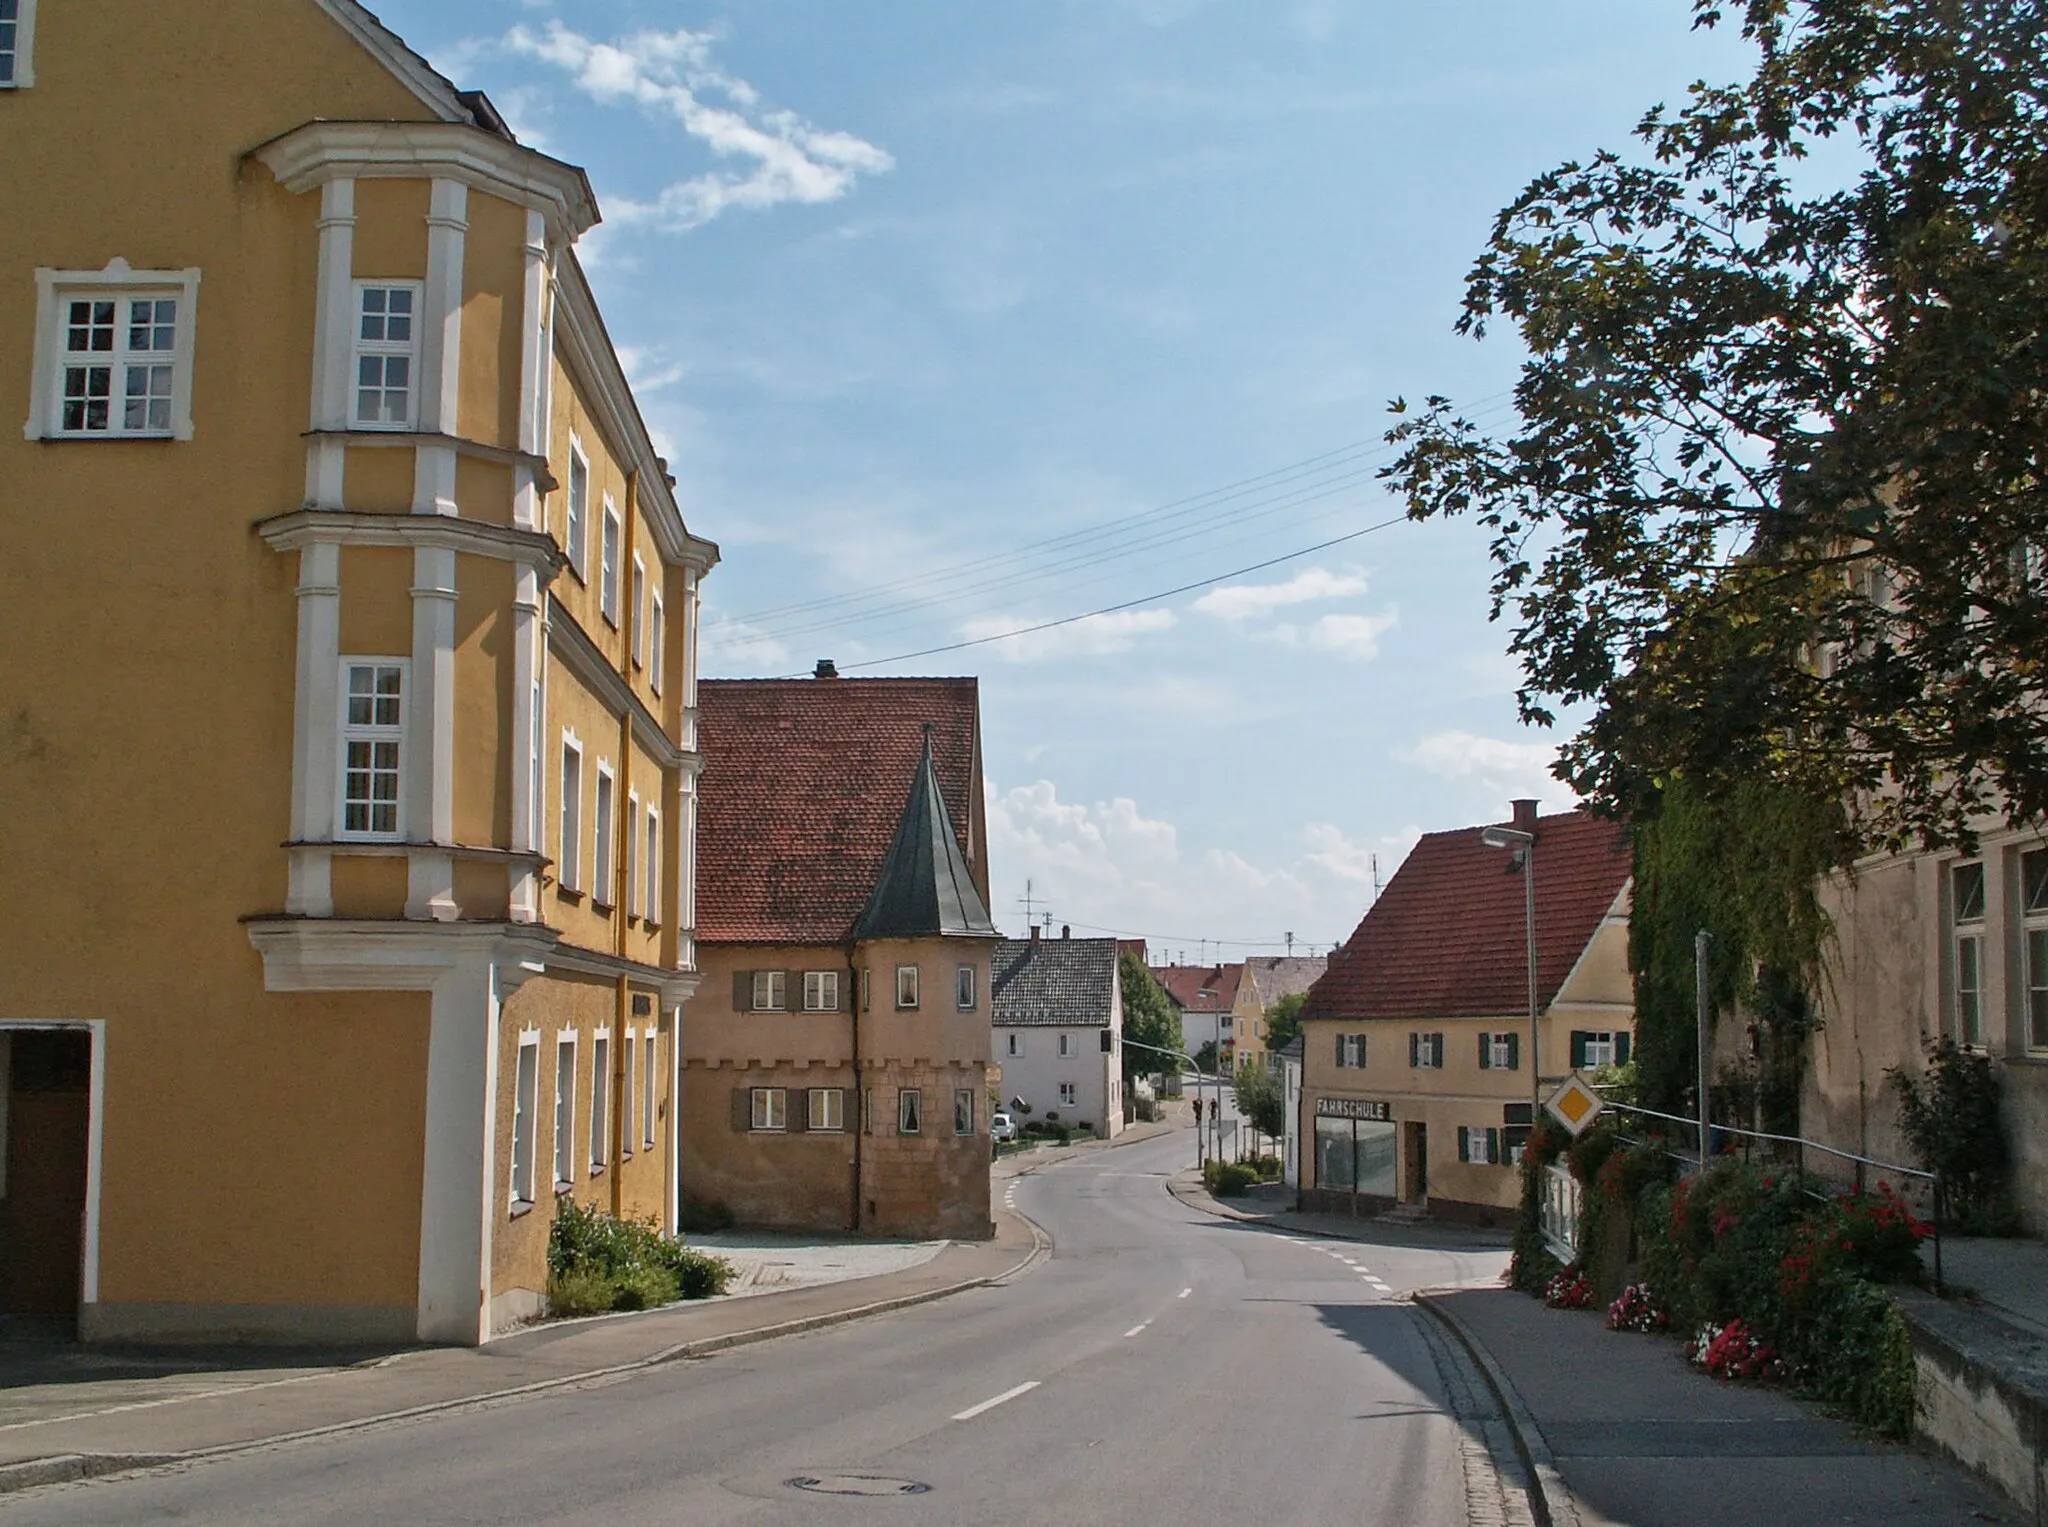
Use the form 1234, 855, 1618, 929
1059, 1082, 1078, 1107
622, 1032, 636, 1158
552, 1038, 576, 1188
0, 0, 26, 87
644, 808, 661, 923
956, 965, 977, 1010
1407, 1032, 1445, 1069
1952, 861, 1986, 1046
809, 1087, 845, 1131
565, 442, 589, 574
631, 556, 647, 667
897, 1088, 923, 1135
1005, 1033, 1023, 1058
2024, 850, 2048, 1052
352, 284, 418, 428
338, 661, 403, 839
601, 503, 621, 625
1058, 1033, 1074, 1058
954, 1089, 975, 1136
589, 1032, 610, 1171
1336, 1033, 1367, 1068
1458, 1126, 1502, 1165
593, 765, 616, 905
642, 1033, 657, 1149
1575, 1031, 1621, 1068
510, 1037, 539, 1206
1479, 1032, 1519, 1070
803, 971, 840, 1012
751, 970, 788, 1011
751, 1086, 787, 1131
58, 294, 180, 436
650, 592, 666, 693
896, 965, 920, 1009
558, 738, 584, 891
624, 792, 641, 917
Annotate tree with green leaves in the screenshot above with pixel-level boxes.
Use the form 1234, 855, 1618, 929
1263, 991, 1307, 1054
1382, 0, 2048, 854
1119, 951, 1183, 1083
1233, 1058, 1287, 1147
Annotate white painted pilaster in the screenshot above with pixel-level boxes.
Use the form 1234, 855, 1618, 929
416, 958, 501, 1346
407, 544, 459, 921
413, 178, 468, 517
306, 179, 356, 509
509, 563, 543, 922
288, 540, 341, 916
513, 210, 550, 532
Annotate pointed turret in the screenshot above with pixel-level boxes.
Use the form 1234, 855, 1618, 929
851, 727, 996, 941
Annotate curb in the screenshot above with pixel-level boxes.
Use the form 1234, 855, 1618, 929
0, 1208, 1053, 1500
1413, 1291, 1579, 1527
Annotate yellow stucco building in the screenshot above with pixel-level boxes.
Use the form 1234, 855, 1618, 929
0, 0, 715, 1344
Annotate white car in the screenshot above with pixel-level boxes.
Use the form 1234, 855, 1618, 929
989, 1111, 1018, 1142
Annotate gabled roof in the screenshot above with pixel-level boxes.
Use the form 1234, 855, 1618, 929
851, 734, 996, 942
309, 0, 471, 122
1243, 956, 1327, 1007
991, 938, 1119, 1027
1153, 964, 1242, 1014
696, 677, 985, 944
1304, 808, 1631, 1023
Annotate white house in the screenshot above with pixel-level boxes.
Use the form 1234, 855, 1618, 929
992, 934, 1124, 1138
1276, 1035, 1304, 1188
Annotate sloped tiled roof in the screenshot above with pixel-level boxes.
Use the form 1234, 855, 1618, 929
1243, 956, 1327, 1007
991, 938, 1118, 1027
1153, 964, 1242, 1014
1304, 809, 1631, 1022
851, 735, 995, 941
696, 678, 982, 944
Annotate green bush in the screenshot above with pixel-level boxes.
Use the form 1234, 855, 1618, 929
668, 1247, 732, 1300
1210, 1162, 1256, 1197
546, 1268, 618, 1317
1890, 1038, 2020, 1234
610, 1265, 680, 1311
546, 1197, 733, 1315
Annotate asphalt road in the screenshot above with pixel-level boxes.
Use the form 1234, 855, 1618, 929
1, 1130, 1517, 1526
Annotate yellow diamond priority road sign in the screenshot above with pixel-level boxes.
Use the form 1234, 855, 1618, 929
1545, 1075, 1606, 1137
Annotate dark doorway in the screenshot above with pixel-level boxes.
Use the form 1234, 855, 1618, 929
1403, 1121, 1429, 1203
2, 1031, 91, 1322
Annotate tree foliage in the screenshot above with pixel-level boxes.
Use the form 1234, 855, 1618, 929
1233, 1058, 1287, 1142
1263, 991, 1307, 1053
1382, 0, 2048, 851
1119, 951, 1183, 1082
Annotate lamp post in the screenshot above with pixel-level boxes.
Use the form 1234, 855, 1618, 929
1480, 817, 1540, 1122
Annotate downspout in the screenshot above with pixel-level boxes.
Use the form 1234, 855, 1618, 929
610, 470, 641, 1219
848, 939, 863, 1234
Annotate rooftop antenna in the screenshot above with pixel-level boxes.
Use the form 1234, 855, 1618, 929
1371, 853, 1382, 904
1285, 931, 1295, 957
1018, 878, 1040, 926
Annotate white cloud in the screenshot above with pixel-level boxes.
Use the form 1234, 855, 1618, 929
1192, 566, 1370, 621
1259, 609, 1398, 662
503, 22, 893, 230
1403, 730, 1572, 811
958, 608, 1175, 663
699, 616, 793, 674
613, 344, 686, 394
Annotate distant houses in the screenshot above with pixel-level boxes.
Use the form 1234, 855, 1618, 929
991, 933, 1125, 1138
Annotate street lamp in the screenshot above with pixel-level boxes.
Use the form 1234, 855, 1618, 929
1480, 819, 1541, 1123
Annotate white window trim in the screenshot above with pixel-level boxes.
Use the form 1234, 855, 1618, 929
510, 1030, 541, 1207
751, 1086, 788, 1132
808, 1086, 845, 1132
564, 435, 591, 577
1059, 1082, 1078, 1107
1581, 1031, 1619, 1069
588, 1029, 611, 1173
896, 964, 920, 1010
624, 790, 642, 920
558, 731, 585, 892
1058, 1033, 1073, 1058
1005, 1033, 1023, 1058
2023, 848, 2048, 1054
644, 805, 661, 924
552, 1031, 578, 1191
752, 969, 787, 1012
348, 279, 423, 431
650, 591, 666, 694
631, 553, 647, 668
898, 1087, 923, 1135
803, 969, 840, 1012
1, 0, 40, 88
600, 499, 621, 626
335, 656, 408, 842
956, 964, 976, 1010
28, 261, 202, 442
592, 760, 616, 908
1952, 859, 1987, 1048
954, 1088, 975, 1136
642, 1031, 657, 1150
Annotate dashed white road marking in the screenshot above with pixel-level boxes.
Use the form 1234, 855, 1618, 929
953, 1381, 1040, 1422
1178, 1287, 1193, 1299
1125, 1322, 1150, 1338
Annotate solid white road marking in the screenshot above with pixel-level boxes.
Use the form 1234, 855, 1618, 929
953, 1381, 1040, 1421
1178, 1288, 1192, 1299
1125, 1323, 1150, 1338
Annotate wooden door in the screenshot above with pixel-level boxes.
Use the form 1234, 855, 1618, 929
2, 1031, 91, 1318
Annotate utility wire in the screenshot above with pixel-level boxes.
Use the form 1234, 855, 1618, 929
824, 511, 1409, 673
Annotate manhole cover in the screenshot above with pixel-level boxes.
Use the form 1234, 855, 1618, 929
786, 1475, 932, 1498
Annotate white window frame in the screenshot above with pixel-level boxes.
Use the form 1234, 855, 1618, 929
650, 591, 666, 694
552, 1033, 577, 1190
1005, 1033, 1023, 1058
642, 1032, 658, 1150
1410, 1032, 1445, 1069
1580, 1031, 1619, 1069
624, 790, 641, 919
897, 1088, 923, 1135
565, 437, 590, 577
600, 500, 621, 626
593, 762, 616, 907
349, 280, 421, 431
1, 0, 40, 88
588, 1030, 611, 1173
29, 262, 202, 441
896, 965, 920, 1010
644, 806, 661, 924
1486, 1033, 1515, 1070
336, 657, 407, 841
954, 1089, 975, 1136
558, 733, 584, 892
510, 1032, 540, 1207
751, 1086, 787, 1132
1059, 1082, 1078, 1107
1460, 1126, 1498, 1165
808, 1087, 845, 1132
1952, 859, 1987, 1047
1058, 1033, 1074, 1058
528, 676, 546, 851
803, 970, 840, 1012
1338, 1033, 1367, 1069
751, 969, 788, 1012
956, 965, 977, 1010
621, 1028, 636, 1159
631, 553, 647, 668
2023, 849, 2048, 1054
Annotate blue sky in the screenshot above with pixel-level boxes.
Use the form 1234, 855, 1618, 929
390, 0, 1754, 959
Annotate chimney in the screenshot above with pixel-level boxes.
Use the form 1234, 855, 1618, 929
1061, 924, 1070, 939
1512, 798, 1538, 834
814, 659, 839, 679
1030, 924, 1041, 941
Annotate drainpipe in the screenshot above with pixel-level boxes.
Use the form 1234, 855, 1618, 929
610, 470, 642, 1219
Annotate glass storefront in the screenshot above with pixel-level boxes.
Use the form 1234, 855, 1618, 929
1314, 1115, 1397, 1197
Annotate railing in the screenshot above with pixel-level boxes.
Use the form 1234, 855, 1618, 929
1541, 1162, 1580, 1261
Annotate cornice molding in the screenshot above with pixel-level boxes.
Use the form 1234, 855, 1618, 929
256, 508, 565, 583
305, 428, 558, 494
245, 917, 558, 993
251, 121, 599, 245
544, 940, 700, 1001
547, 593, 697, 772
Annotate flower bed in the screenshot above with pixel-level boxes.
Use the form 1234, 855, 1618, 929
1544, 1264, 1596, 1309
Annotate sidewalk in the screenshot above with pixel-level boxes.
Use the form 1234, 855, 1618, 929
0, 1206, 1044, 1495
1417, 1286, 2014, 1527
1166, 1170, 1513, 1253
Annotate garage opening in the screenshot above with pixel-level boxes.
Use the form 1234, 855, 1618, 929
1, 1030, 92, 1330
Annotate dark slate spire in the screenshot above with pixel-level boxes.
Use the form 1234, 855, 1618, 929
851, 727, 996, 941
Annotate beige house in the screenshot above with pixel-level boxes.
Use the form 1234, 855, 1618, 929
1298, 803, 1633, 1225
0, 0, 712, 1344
1234, 955, 1327, 1066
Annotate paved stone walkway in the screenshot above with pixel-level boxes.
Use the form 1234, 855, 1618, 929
688, 1233, 946, 1298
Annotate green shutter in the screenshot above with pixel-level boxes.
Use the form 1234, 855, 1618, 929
790, 1091, 809, 1133
1616, 1031, 1633, 1065
1571, 1031, 1589, 1069
1506, 1032, 1521, 1071
733, 971, 750, 1011
1478, 1032, 1491, 1070
1337, 1033, 1346, 1067
1408, 1032, 1420, 1068
732, 1087, 750, 1131
1457, 1126, 1470, 1162
1487, 1128, 1502, 1163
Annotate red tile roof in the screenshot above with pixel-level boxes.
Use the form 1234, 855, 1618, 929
1303, 809, 1631, 1022
696, 677, 983, 944
1153, 964, 1243, 1014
